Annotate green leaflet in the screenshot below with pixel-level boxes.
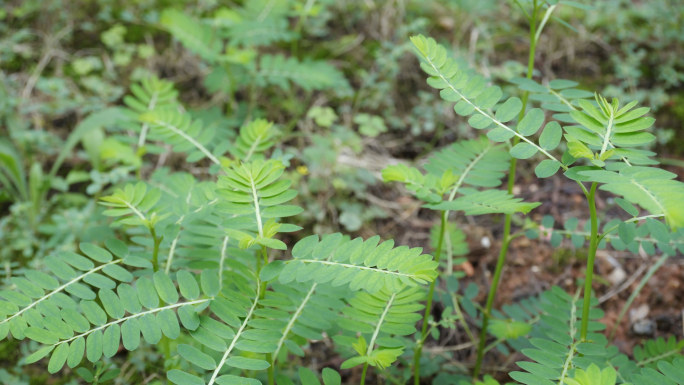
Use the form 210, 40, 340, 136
170, 273, 264, 385
123, 76, 178, 116
424, 137, 510, 189
217, 159, 301, 250
230, 119, 279, 161
139, 109, 223, 165
382, 136, 540, 215
580, 167, 684, 228
256, 54, 350, 92
99, 182, 164, 228
281, 234, 438, 293
247, 282, 345, 367
426, 189, 540, 215
509, 287, 609, 385
160, 9, 222, 63
220, 0, 294, 47
15, 265, 208, 374
339, 286, 424, 370
410, 34, 562, 168
565, 94, 656, 165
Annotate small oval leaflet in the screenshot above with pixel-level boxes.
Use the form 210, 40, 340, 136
509, 142, 538, 159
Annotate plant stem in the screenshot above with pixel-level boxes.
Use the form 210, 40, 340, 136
452, 292, 475, 344
262, 246, 272, 385
413, 210, 447, 384
360, 363, 369, 385
473, 209, 513, 378
473, 1, 540, 379
267, 355, 275, 385
580, 182, 599, 341
150, 225, 162, 272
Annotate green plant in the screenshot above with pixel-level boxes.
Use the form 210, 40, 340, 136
392, 26, 684, 383
0, 73, 439, 385
3, 1, 684, 383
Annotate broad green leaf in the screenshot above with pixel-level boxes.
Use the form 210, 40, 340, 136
474, 85, 503, 109
79, 243, 113, 263
81, 301, 107, 326
567, 141, 593, 159
139, 313, 162, 344
617, 222, 636, 244
615, 198, 639, 216
580, 167, 684, 228
539, 121, 562, 150
137, 277, 159, 309
178, 343, 217, 370
549, 79, 578, 89
517, 108, 545, 136
178, 306, 200, 330
216, 375, 262, 385
103, 324, 120, 358
25, 346, 55, 364
48, 343, 69, 373
201, 269, 220, 297
611, 132, 655, 147
570, 111, 604, 134
153, 271, 179, 304
614, 116, 654, 133
86, 330, 103, 362
427, 190, 539, 215
340, 356, 368, 369
487, 127, 515, 142
168, 369, 205, 385
298, 367, 321, 385
102, 264, 133, 282
177, 270, 200, 300
495, 97, 523, 122
99, 289, 125, 319
25, 327, 59, 345
25, 270, 59, 290
225, 356, 270, 370
469, 114, 493, 129
117, 283, 142, 314
121, 318, 141, 351
322, 368, 342, 385
510, 143, 538, 159
67, 337, 85, 368
157, 309, 181, 339
535, 159, 561, 178
489, 319, 532, 339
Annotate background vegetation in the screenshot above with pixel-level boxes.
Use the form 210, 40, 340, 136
1, 0, 682, 384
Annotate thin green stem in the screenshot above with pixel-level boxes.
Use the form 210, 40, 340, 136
360, 363, 369, 385
267, 355, 275, 385
150, 225, 162, 272
473, 1, 540, 379
413, 211, 447, 384
580, 182, 599, 341
259, 246, 269, 300
473, 208, 513, 378
452, 294, 475, 344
